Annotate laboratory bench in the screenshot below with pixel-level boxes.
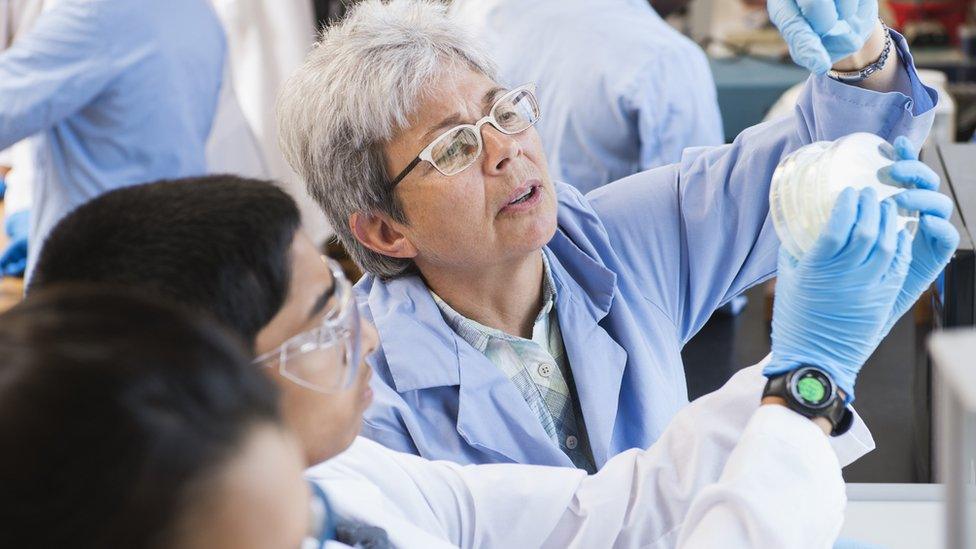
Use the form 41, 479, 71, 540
842, 483, 944, 548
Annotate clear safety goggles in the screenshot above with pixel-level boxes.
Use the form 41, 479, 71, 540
254, 257, 362, 394
389, 83, 541, 187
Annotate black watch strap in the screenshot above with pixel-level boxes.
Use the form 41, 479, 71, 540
763, 366, 854, 437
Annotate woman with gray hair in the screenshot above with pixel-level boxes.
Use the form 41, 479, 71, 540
277, 0, 950, 473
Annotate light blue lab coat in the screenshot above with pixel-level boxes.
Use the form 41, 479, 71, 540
0, 0, 224, 272
451, 0, 724, 193
358, 35, 937, 470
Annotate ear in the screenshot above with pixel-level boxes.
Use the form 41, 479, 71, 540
349, 211, 418, 260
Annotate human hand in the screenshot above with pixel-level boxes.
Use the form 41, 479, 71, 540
767, 0, 878, 74
1, 210, 30, 277
764, 187, 912, 402
882, 136, 959, 334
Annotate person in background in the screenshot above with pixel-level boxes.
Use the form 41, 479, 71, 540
449, 0, 723, 192
207, 0, 334, 247
0, 0, 224, 278
29, 176, 376, 466
276, 0, 951, 472
29, 174, 953, 547
0, 0, 50, 277
0, 287, 323, 549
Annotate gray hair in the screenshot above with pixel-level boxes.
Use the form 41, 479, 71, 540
277, 0, 498, 278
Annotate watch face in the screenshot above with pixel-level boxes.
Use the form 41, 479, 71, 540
791, 368, 834, 409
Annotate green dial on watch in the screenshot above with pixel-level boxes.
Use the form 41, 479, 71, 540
791, 368, 833, 408
797, 376, 826, 404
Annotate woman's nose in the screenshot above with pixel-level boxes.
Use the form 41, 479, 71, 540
481, 124, 521, 175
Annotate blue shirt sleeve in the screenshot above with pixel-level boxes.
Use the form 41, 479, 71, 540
0, 0, 125, 150
587, 33, 937, 346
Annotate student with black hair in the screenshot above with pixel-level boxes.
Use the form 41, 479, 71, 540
0, 287, 323, 549
30, 175, 379, 465
29, 175, 919, 547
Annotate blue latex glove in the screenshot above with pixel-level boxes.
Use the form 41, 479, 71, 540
767, 0, 879, 74
882, 136, 959, 334
765, 187, 913, 402
1, 209, 30, 277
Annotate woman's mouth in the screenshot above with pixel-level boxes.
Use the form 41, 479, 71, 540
500, 182, 543, 213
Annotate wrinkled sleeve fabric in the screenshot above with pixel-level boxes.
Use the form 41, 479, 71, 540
676, 406, 845, 548
628, 46, 724, 170
587, 34, 938, 344
311, 363, 872, 548
0, 0, 123, 149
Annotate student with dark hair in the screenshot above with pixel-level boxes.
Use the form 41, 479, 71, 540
30, 175, 301, 347
31, 175, 378, 464
0, 287, 320, 549
28, 175, 942, 547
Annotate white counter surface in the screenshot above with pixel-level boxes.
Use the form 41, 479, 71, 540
841, 483, 943, 548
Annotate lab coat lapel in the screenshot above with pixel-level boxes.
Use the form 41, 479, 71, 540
545, 240, 627, 468
365, 274, 574, 467
366, 275, 461, 390
455, 343, 574, 466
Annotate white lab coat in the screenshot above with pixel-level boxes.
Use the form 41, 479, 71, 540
307, 361, 874, 548
207, 0, 333, 245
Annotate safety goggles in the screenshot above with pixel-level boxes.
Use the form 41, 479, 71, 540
389, 83, 541, 187
254, 257, 362, 394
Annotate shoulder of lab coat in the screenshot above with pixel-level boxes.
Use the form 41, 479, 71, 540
308, 360, 873, 548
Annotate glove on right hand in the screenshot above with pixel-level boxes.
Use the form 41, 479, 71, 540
764, 187, 912, 402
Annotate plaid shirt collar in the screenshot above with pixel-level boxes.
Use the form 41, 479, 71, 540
429, 252, 558, 352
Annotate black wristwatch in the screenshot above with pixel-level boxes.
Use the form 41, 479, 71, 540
762, 366, 854, 437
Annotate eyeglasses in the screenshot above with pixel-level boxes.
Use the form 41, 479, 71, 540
388, 83, 541, 187
302, 481, 335, 549
254, 257, 362, 394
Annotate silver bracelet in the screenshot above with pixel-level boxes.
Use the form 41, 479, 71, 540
827, 20, 893, 84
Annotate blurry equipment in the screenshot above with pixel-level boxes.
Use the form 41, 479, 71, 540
925, 143, 976, 328
313, 0, 347, 26
888, 0, 971, 46
929, 329, 976, 549
689, 0, 787, 59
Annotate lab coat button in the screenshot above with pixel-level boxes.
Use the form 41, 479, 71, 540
538, 363, 553, 377
566, 435, 578, 449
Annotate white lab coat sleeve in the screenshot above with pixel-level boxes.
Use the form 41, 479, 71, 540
536, 362, 867, 548
0, 0, 123, 149
309, 361, 873, 548
676, 406, 845, 548
587, 35, 937, 345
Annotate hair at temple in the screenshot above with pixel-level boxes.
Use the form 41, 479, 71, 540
0, 286, 280, 548
29, 175, 301, 349
277, 0, 498, 278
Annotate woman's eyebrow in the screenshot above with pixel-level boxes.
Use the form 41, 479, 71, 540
483, 86, 508, 110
